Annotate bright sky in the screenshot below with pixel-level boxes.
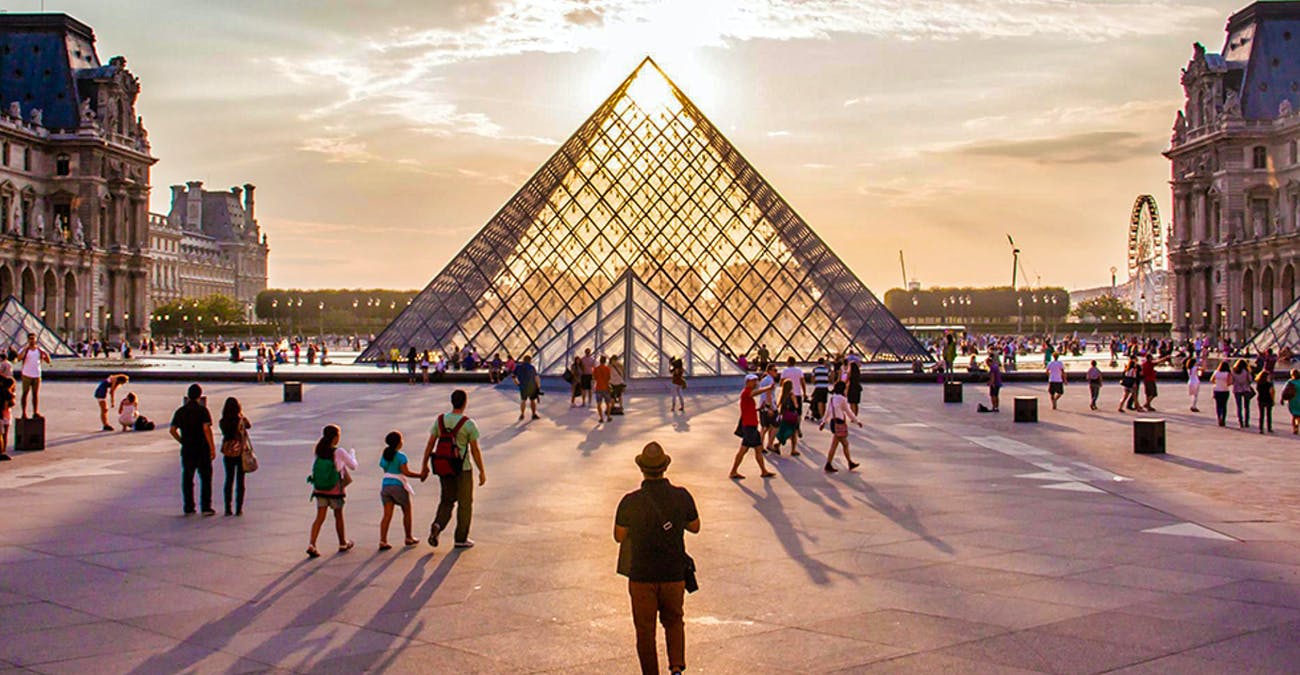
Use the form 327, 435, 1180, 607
9, 0, 1247, 292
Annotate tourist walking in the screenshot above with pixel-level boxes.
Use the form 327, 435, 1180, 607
1212, 361, 1232, 427
985, 349, 1002, 412
306, 424, 357, 557
17, 333, 49, 418
615, 442, 699, 675
569, 356, 584, 407
218, 397, 252, 516
846, 360, 863, 416
1117, 358, 1139, 413
773, 380, 802, 456
255, 349, 266, 383
407, 347, 418, 384
1285, 369, 1300, 434
1184, 353, 1202, 412
758, 363, 779, 451
1046, 352, 1066, 410
422, 389, 486, 549
729, 374, 775, 479
94, 373, 129, 431
1256, 369, 1275, 434
378, 431, 421, 550
512, 354, 541, 421
581, 348, 597, 408
1085, 360, 1102, 411
810, 357, 830, 420
1140, 353, 1165, 411
594, 355, 613, 423
780, 356, 806, 413
170, 384, 216, 516
1232, 360, 1255, 428
820, 381, 863, 472
669, 356, 686, 412
610, 354, 627, 414
0, 362, 12, 460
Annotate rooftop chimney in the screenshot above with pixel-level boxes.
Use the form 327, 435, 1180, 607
243, 183, 255, 221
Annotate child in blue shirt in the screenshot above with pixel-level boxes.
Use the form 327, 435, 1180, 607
378, 431, 422, 550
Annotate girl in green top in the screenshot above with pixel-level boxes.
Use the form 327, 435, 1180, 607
1286, 370, 1300, 434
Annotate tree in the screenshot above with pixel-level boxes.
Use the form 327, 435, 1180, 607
1071, 295, 1134, 321
149, 294, 247, 336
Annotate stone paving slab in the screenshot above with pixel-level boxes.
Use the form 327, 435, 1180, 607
1, 380, 1299, 672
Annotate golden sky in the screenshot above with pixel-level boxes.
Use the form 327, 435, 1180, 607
15, 0, 1248, 292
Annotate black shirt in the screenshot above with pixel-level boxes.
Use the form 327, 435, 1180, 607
170, 401, 212, 455
615, 479, 698, 583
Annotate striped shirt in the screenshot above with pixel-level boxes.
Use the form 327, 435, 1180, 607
812, 365, 829, 391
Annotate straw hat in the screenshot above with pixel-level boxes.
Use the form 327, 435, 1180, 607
635, 441, 671, 471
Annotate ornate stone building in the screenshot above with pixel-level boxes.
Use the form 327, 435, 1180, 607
1168, 1, 1300, 342
0, 13, 154, 343
149, 181, 268, 318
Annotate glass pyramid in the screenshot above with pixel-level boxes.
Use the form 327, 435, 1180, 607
1246, 296, 1300, 354
535, 270, 745, 378
0, 296, 75, 357
360, 58, 927, 365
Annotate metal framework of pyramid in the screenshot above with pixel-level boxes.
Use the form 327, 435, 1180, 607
1246, 296, 1300, 354
0, 296, 75, 357
360, 58, 927, 365
535, 270, 745, 378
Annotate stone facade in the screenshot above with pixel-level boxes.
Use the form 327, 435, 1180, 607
0, 14, 154, 343
0, 13, 270, 343
1168, 1, 1300, 342
149, 181, 268, 319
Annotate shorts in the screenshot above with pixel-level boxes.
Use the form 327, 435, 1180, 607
740, 424, 762, 448
847, 388, 862, 405
519, 385, 539, 401
989, 384, 1002, 395
595, 390, 610, 403
315, 496, 345, 511
380, 484, 411, 509
830, 418, 849, 438
812, 389, 828, 406
1049, 382, 1064, 395
1144, 381, 1158, 397
21, 376, 38, 387
581, 374, 593, 391
759, 408, 776, 428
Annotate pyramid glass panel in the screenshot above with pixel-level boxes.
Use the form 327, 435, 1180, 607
0, 296, 75, 357
1246, 296, 1300, 354
535, 272, 744, 379
360, 58, 927, 365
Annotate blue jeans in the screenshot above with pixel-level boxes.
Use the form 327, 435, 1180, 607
1213, 391, 1230, 425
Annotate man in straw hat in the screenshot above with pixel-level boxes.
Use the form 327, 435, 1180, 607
614, 442, 700, 675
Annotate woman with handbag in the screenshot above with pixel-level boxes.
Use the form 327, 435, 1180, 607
774, 380, 802, 457
819, 381, 863, 472
219, 397, 252, 516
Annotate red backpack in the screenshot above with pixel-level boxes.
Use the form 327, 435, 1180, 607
431, 414, 469, 477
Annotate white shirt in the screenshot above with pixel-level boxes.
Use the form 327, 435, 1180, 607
1212, 370, 1231, 392
20, 347, 44, 379
780, 366, 805, 397
821, 393, 860, 425
1046, 360, 1065, 383
759, 374, 776, 406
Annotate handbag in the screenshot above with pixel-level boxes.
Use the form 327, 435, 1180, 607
733, 419, 744, 438
683, 553, 698, 594
240, 430, 259, 473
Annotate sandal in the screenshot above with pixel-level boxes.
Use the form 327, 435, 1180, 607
306, 546, 320, 559
404, 538, 419, 547
378, 542, 393, 551
760, 472, 777, 478
729, 473, 745, 480
339, 540, 355, 553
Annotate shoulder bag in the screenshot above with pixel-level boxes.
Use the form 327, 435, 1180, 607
241, 427, 259, 473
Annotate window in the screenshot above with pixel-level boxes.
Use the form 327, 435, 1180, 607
1253, 198, 1271, 236
1, 142, 7, 166
1291, 140, 1298, 165
22, 148, 30, 171
1253, 145, 1268, 169
55, 154, 69, 176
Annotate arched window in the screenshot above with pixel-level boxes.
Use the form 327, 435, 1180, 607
21, 148, 30, 171
1253, 145, 1268, 169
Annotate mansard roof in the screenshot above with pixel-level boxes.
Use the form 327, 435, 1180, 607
0, 14, 99, 130
1222, 1, 1300, 120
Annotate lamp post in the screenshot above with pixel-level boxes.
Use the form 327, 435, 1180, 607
1017, 296, 1024, 335
318, 301, 325, 342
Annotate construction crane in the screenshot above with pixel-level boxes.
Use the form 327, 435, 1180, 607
1007, 234, 1030, 290
899, 250, 908, 290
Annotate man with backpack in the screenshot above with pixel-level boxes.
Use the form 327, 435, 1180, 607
615, 442, 699, 675
421, 389, 486, 549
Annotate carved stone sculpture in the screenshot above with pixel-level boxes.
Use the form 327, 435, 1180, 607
7, 102, 19, 118
1223, 90, 1242, 118
79, 98, 95, 126
1281, 99, 1294, 118
29, 108, 41, 126
34, 212, 44, 239
72, 214, 84, 245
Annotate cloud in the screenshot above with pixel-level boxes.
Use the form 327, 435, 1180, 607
948, 130, 1164, 165
843, 96, 872, 108
299, 132, 378, 163
272, 1, 1213, 146
857, 176, 977, 206
766, 130, 792, 137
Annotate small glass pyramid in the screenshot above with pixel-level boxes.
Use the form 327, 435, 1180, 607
1247, 297, 1300, 354
534, 271, 745, 378
0, 296, 75, 357
361, 58, 927, 365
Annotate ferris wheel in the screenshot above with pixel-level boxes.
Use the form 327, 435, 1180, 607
1127, 195, 1164, 319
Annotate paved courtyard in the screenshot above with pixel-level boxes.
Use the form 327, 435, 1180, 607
1, 378, 1299, 673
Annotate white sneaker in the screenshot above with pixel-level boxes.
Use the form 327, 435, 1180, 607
453, 540, 475, 549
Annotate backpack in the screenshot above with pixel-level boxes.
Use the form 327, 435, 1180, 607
562, 368, 574, 384
1283, 381, 1296, 403
309, 456, 341, 492
431, 414, 470, 477
133, 415, 155, 432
